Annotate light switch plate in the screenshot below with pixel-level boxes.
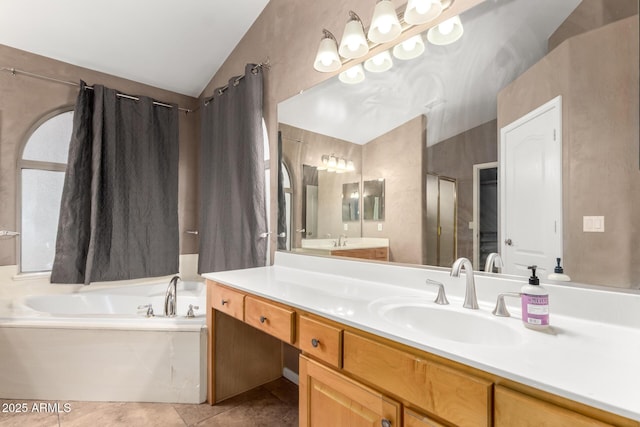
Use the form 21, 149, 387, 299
377, 223, 383, 231
343, 223, 348, 231
583, 216, 604, 232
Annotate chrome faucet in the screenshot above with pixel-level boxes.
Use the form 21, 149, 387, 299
484, 252, 504, 273
338, 234, 347, 247
450, 257, 479, 309
164, 275, 180, 317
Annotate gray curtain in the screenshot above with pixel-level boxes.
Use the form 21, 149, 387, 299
277, 131, 287, 250
198, 64, 267, 274
51, 81, 180, 285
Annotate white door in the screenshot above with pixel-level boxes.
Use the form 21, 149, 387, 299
500, 96, 562, 278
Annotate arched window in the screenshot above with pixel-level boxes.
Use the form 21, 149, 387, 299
18, 109, 73, 273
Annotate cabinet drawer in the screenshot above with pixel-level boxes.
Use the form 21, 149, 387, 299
374, 247, 388, 260
299, 315, 343, 368
211, 283, 245, 321
343, 331, 492, 427
494, 386, 612, 427
245, 296, 295, 343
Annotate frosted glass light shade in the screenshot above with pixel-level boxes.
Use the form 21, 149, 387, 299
393, 35, 425, 60
339, 15, 369, 59
404, 0, 443, 25
339, 64, 365, 84
364, 50, 393, 73
314, 32, 341, 72
427, 15, 464, 45
368, 0, 402, 44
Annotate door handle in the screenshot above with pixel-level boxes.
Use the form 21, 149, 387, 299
504, 238, 513, 246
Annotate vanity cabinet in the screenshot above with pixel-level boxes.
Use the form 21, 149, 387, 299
300, 355, 401, 427
331, 247, 389, 261
207, 280, 638, 426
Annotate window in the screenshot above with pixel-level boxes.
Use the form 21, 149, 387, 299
19, 109, 73, 273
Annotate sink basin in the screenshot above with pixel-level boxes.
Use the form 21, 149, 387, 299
371, 299, 523, 346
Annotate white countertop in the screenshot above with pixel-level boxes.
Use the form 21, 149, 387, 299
203, 252, 640, 421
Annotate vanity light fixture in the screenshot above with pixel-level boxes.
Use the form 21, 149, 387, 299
339, 63, 366, 84
338, 11, 369, 59
404, 0, 443, 25
317, 154, 330, 170
327, 154, 338, 171
392, 34, 425, 60
427, 15, 464, 45
364, 50, 393, 73
319, 155, 356, 173
313, 29, 341, 72
368, 0, 402, 44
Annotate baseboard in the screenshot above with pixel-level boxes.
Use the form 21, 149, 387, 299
282, 367, 299, 385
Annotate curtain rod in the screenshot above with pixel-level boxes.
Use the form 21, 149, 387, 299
203, 60, 270, 106
0, 66, 193, 113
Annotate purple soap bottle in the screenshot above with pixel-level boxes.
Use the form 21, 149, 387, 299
521, 265, 549, 330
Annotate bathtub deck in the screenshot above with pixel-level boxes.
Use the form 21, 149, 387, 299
0, 377, 298, 426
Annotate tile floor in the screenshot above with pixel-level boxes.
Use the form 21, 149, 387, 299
0, 377, 298, 427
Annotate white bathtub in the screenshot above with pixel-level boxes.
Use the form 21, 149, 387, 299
0, 280, 207, 404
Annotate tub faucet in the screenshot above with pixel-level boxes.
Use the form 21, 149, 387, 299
164, 275, 180, 317
484, 252, 504, 273
450, 257, 479, 309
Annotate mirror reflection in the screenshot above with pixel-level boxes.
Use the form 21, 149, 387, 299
363, 179, 384, 221
278, 0, 639, 289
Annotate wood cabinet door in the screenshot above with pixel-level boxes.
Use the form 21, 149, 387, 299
494, 386, 613, 427
299, 355, 400, 427
343, 331, 492, 427
404, 408, 448, 427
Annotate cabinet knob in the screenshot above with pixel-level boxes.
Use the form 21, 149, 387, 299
311, 338, 320, 348
381, 419, 392, 427
260, 316, 267, 324
221, 299, 228, 306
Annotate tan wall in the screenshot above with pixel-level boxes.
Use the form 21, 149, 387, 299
426, 120, 498, 262
498, 17, 639, 288
549, 0, 638, 51
362, 116, 425, 264
0, 45, 200, 266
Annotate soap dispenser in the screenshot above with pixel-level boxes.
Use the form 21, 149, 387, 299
547, 257, 571, 281
521, 265, 549, 330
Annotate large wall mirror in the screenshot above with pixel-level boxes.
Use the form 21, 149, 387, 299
278, 0, 639, 290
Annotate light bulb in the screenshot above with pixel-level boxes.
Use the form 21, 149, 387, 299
373, 55, 385, 66
439, 18, 455, 35
320, 55, 333, 67
347, 68, 359, 78
416, 1, 431, 14
347, 38, 360, 52
402, 38, 417, 51
377, 18, 393, 35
